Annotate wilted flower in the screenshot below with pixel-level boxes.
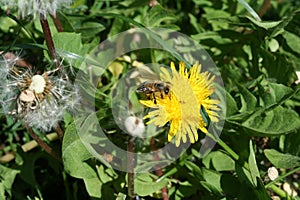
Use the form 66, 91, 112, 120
139, 61, 220, 146
0, 0, 73, 19
0, 53, 80, 131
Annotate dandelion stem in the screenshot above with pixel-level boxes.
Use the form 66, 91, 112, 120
39, 15, 60, 68
206, 132, 239, 161
127, 138, 135, 199
54, 124, 64, 142
150, 138, 169, 200
26, 125, 62, 162
51, 14, 64, 32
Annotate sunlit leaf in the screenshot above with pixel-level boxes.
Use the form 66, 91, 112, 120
264, 149, 300, 168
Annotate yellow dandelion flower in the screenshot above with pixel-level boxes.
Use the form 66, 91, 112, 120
139, 61, 220, 147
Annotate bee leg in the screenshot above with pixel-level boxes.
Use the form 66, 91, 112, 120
153, 94, 157, 104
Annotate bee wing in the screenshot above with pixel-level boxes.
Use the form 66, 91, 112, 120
130, 63, 160, 83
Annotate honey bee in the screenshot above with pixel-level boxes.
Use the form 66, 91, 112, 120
136, 81, 171, 104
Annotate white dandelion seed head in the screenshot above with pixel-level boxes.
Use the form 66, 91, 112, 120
0, 53, 80, 131
0, 0, 73, 19
0, 58, 21, 113
27, 97, 62, 131
124, 116, 145, 138
25, 74, 80, 132
0, 60, 11, 77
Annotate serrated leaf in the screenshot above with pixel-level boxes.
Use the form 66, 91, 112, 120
258, 82, 294, 107
134, 173, 168, 196
228, 105, 300, 136
242, 106, 300, 136
264, 149, 300, 168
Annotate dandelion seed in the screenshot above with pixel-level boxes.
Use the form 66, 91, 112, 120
0, 53, 80, 132
0, 0, 73, 19
139, 61, 220, 147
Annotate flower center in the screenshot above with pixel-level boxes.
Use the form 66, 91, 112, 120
29, 75, 46, 93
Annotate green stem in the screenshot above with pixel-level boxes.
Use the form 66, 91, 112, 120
269, 184, 290, 200
206, 132, 239, 161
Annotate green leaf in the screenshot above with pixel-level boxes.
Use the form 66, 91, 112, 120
235, 163, 256, 188
56, 12, 75, 32
202, 151, 235, 171
83, 177, 102, 198
284, 9, 300, 37
176, 181, 198, 198
62, 122, 93, 177
264, 149, 300, 168
284, 130, 300, 157
261, 50, 297, 85
134, 173, 169, 196
0, 164, 20, 199
258, 82, 295, 107
53, 32, 83, 55
248, 140, 260, 187
147, 5, 177, 28
97, 165, 118, 184
226, 91, 239, 116
201, 168, 223, 196
74, 21, 105, 40
202, 8, 231, 30
62, 122, 103, 198
246, 16, 282, 30
282, 31, 300, 55
236, 84, 257, 113
184, 161, 203, 178
228, 105, 300, 136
